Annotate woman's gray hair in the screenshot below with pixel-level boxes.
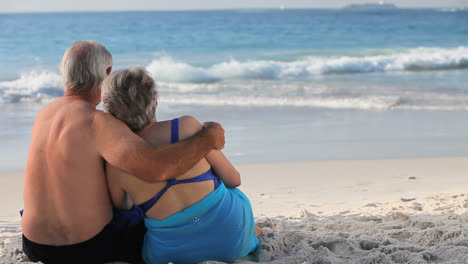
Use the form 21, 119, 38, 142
60, 40, 113, 93
101, 66, 157, 131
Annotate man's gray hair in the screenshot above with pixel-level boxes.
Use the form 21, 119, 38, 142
101, 66, 157, 131
60, 40, 113, 92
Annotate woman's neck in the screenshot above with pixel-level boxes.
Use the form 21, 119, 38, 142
137, 119, 157, 134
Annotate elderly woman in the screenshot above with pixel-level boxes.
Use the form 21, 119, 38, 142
101, 66, 259, 264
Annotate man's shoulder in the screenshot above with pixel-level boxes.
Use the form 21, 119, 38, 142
40, 97, 95, 115
92, 110, 118, 124
35, 98, 76, 123
36, 98, 63, 115
91, 110, 131, 136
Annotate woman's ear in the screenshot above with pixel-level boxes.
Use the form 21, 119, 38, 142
106, 66, 112, 75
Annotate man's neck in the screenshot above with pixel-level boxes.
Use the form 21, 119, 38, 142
64, 87, 100, 107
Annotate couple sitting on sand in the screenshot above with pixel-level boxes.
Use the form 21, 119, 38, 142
21, 40, 259, 264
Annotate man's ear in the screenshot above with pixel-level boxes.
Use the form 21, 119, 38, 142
106, 66, 112, 75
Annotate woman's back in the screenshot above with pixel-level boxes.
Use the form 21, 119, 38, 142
107, 116, 215, 220
107, 116, 258, 264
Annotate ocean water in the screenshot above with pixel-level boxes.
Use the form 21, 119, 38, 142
0, 9, 468, 171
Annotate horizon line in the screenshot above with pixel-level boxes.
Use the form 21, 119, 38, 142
0, 6, 465, 15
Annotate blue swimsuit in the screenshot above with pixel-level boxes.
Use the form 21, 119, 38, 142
141, 118, 259, 264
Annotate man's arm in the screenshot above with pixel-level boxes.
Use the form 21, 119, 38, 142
93, 111, 224, 183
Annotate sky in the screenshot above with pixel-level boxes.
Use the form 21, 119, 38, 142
0, 0, 467, 13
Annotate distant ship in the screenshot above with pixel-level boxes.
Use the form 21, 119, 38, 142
343, 2, 398, 11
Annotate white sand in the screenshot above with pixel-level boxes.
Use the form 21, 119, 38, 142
2, 157, 468, 263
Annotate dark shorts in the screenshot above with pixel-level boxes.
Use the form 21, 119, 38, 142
22, 208, 146, 264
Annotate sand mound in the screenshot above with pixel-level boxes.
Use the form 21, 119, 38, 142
246, 211, 468, 264
0, 227, 29, 264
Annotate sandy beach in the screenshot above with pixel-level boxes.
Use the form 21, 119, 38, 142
1, 156, 468, 263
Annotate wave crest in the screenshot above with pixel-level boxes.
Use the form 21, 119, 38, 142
146, 47, 468, 83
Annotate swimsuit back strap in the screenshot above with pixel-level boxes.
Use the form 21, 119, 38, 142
137, 181, 176, 213
171, 118, 179, 144
137, 170, 220, 213
170, 169, 219, 186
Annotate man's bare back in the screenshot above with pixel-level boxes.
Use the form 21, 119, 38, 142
22, 95, 113, 245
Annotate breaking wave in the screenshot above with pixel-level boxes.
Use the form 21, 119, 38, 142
146, 47, 468, 83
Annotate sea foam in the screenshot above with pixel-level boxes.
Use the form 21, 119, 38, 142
160, 94, 398, 110
0, 71, 62, 103
1, 47, 467, 110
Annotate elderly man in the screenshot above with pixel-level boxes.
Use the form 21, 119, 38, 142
21, 40, 225, 263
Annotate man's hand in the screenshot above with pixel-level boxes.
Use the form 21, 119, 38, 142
202, 122, 225, 150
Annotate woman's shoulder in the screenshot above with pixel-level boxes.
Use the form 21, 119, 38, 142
177, 116, 203, 141
139, 116, 202, 144
178, 115, 201, 128
137, 120, 172, 145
